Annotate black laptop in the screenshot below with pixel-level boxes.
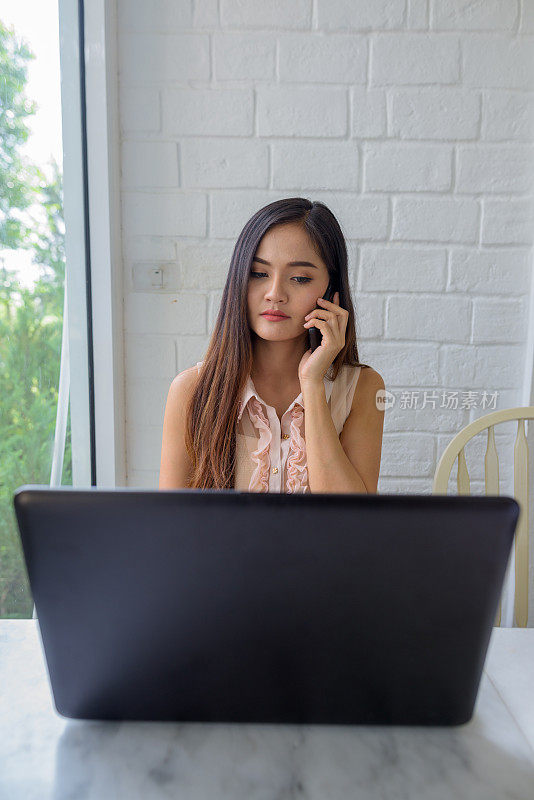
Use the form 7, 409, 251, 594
13, 485, 519, 726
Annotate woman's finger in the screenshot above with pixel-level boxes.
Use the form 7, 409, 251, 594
304, 317, 337, 332
304, 310, 334, 321
317, 299, 348, 318
304, 317, 328, 328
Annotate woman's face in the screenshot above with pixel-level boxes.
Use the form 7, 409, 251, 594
247, 222, 331, 343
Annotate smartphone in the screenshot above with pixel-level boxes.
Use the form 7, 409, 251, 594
308, 279, 337, 352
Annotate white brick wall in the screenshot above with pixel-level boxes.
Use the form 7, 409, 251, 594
118, 0, 534, 510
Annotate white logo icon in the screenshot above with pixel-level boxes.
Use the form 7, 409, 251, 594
376, 389, 395, 410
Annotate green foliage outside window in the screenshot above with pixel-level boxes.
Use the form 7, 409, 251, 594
0, 19, 71, 617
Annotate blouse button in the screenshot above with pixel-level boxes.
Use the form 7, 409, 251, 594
272, 467, 278, 474
282, 433, 289, 440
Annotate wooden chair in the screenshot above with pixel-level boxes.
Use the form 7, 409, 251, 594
433, 407, 533, 628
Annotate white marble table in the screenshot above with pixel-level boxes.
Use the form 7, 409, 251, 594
0, 621, 533, 800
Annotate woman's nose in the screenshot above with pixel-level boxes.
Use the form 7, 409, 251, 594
265, 278, 287, 301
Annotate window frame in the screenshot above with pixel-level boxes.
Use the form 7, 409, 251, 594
59, 0, 125, 488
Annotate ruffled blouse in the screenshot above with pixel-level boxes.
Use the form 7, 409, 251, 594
195, 361, 362, 493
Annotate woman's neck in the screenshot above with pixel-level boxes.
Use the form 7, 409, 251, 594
251, 336, 308, 385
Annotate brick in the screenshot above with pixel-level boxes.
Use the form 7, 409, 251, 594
176, 241, 234, 290
386, 294, 471, 342
126, 377, 173, 425
482, 90, 534, 141
324, 194, 389, 240
272, 141, 359, 190
354, 294, 384, 338
317, 0, 405, 31
472, 297, 528, 343
449, 249, 530, 293
462, 34, 534, 89
390, 88, 480, 139
162, 87, 253, 135
385, 389, 472, 433
181, 138, 269, 188
117, 0, 194, 32
359, 247, 447, 292
193, 0, 218, 27
122, 192, 206, 237
359, 341, 441, 385
220, 0, 311, 29
379, 433, 436, 476
377, 477, 433, 494
121, 141, 179, 188
352, 88, 387, 137
522, 2, 534, 33
257, 85, 347, 137
122, 237, 176, 263
120, 87, 159, 133
371, 33, 460, 85
213, 32, 276, 79
482, 198, 534, 245
128, 425, 164, 472
456, 145, 534, 193
125, 334, 177, 378
119, 34, 209, 83
392, 197, 479, 243
124, 292, 206, 335
407, 0, 428, 30
364, 142, 452, 192
278, 33, 367, 83
431, 0, 518, 31
440, 343, 524, 388
209, 191, 279, 238
127, 470, 159, 489
177, 337, 211, 372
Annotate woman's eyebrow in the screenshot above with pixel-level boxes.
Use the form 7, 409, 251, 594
252, 256, 318, 269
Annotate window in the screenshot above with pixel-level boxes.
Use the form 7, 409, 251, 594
0, 0, 94, 618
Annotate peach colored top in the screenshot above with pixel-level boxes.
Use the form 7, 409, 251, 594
195, 361, 362, 493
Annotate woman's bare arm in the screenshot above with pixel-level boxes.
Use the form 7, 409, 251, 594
159, 367, 198, 489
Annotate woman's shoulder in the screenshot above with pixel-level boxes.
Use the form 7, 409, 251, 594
347, 365, 385, 415
333, 363, 384, 409
338, 362, 383, 381
169, 364, 202, 397
357, 364, 385, 388
334, 362, 368, 384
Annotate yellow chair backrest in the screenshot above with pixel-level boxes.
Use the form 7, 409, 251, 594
433, 407, 533, 628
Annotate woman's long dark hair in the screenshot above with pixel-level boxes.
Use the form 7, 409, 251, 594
184, 197, 370, 489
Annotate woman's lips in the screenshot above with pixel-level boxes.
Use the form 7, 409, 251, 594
261, 313, 289, 321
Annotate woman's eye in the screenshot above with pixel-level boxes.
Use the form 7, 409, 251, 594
249, 272, 311, 284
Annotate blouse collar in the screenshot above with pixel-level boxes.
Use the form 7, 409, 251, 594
237, 371, 336, 423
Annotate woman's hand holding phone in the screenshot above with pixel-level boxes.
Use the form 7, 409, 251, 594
308, 281, 336, 353
298, 290, 349, 388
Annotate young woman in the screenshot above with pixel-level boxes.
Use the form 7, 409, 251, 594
159, 197, 385, 493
